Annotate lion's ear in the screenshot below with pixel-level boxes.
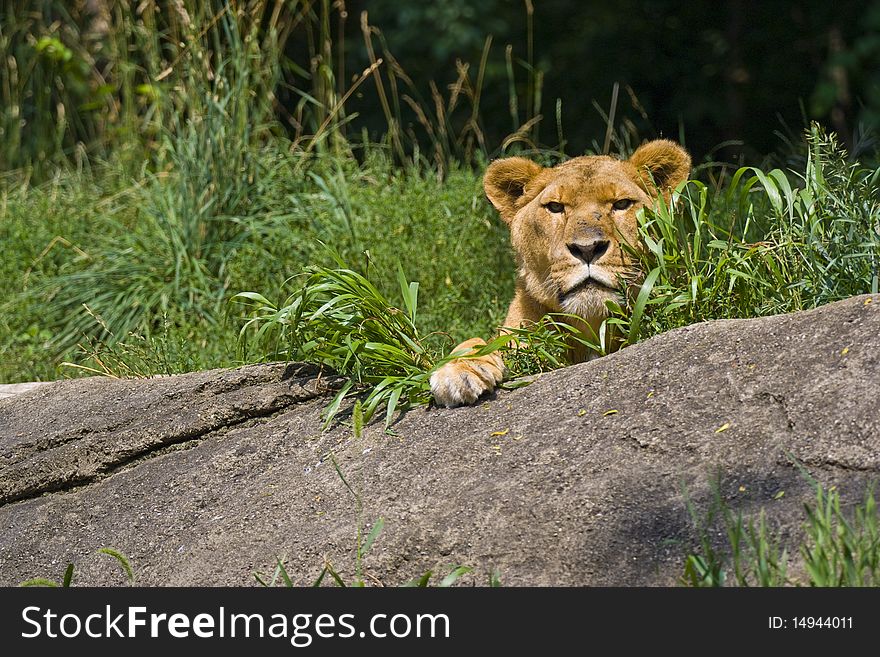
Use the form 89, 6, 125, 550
629, 140, 691, 199
484, 157, 544, 222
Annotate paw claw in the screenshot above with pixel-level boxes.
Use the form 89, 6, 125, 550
430, 353, 504, 408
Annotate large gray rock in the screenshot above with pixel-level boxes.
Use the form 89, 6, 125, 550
0, 382, 52, 401
1, 295, 878, 586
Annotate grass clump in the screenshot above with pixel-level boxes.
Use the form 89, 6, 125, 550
235, 250, 439, 427
802, 484, 880, 587
40, 1, 287, 353
682, 479, 880, 587
19, 548, 135, 587
610, 125, 880, 347
1, 158, 508, 384
62, 313, 206, 379
682, 482, 789, 587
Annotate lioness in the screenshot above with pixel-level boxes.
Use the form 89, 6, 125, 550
430, 140, 691, 407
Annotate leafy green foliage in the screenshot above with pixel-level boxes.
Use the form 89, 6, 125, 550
607, 126, 880, 349
39, 3, 285, 354
498, 314, 600, 379
1, 1, 289, 176
235, 251, 439, 427
5, 1, 877, 173
235, 250, 604, 425
0, 160, 508, 384
682, 482, 788, 587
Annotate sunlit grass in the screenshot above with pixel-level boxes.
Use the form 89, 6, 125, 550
682, 478, 880, 587
235, 249, 438, 427
608, 126, 880, 347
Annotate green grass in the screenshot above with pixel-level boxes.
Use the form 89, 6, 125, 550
0, 0, 510, 385
233, 243, 601, 426
19, 547, 134, 587
606, 126, 880, 349
682, 478, 880, 587
235, 250, 438, 427
802, 483, 880, 586
0, 152, 512, 384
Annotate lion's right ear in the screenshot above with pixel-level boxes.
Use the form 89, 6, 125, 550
629, 140, 691, 200
484, 157, 544, 222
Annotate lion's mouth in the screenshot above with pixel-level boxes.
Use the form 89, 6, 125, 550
563, 275, 618, 298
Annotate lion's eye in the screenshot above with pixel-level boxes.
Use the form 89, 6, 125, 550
545, 201, 565, 213
612, 199, 635, 211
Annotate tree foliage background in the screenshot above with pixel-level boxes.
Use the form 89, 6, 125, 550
355, 0, 879, 161
1, 0, 878, 172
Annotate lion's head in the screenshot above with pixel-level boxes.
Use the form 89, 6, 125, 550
484, 140, 691, 336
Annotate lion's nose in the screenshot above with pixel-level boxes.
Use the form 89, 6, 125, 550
567, 239, 609, 264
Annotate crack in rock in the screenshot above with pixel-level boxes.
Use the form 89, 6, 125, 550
0, 363, 338, 508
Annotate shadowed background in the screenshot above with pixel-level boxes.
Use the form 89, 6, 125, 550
3, 0, 879, 175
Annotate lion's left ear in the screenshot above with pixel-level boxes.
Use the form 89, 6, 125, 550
629, 139, 691, 199
484, 157, 544, 223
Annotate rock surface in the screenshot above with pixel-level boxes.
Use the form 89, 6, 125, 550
1, 295, 878, 586
0, 382, 52, 401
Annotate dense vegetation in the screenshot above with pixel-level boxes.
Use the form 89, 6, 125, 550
4, 1, 880, 172
3, 0, 879, 589
1, 1, 516, 383
1, 2, 878, 403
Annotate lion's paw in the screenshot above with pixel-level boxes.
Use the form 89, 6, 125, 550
430, 353, 505, 408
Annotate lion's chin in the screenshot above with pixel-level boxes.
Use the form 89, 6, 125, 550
559, 284, 620, 323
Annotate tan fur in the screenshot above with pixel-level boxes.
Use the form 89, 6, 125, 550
430, 140, 691, 408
